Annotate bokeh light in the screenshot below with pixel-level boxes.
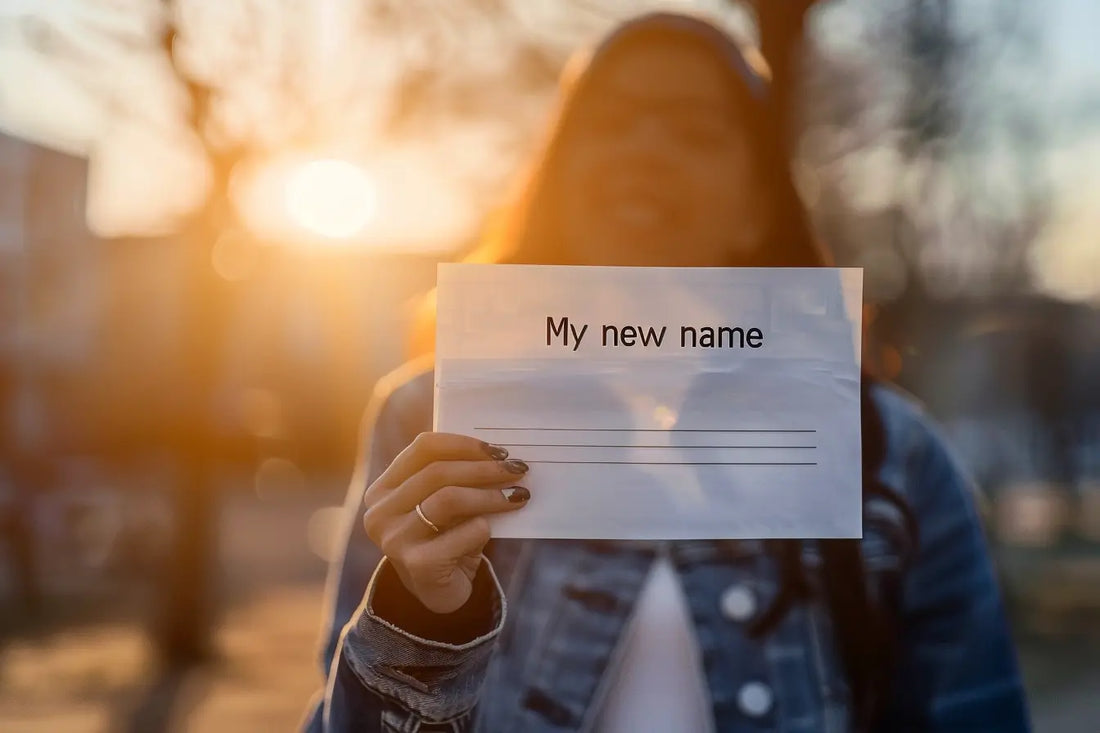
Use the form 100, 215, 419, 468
283, 159, 377, 240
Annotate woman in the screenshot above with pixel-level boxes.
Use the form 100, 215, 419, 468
305, 13, 1029, 732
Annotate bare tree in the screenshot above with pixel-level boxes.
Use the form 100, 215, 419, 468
797, 0, 1049, 301
9, 0, 310, 665
148, 3, 235, 666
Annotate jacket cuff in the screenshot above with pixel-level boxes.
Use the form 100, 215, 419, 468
341, 556, 505, 722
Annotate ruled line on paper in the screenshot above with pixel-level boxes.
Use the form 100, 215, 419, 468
475, 427, 817, 433
498, 444, 817, 449
478, 427, 819, 466
524, 461, 818, 466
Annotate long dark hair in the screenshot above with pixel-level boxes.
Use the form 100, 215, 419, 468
419, 12, 918, 728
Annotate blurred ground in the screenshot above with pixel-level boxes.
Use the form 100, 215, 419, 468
0, 485, 339, 733
1, 484, 1099, 732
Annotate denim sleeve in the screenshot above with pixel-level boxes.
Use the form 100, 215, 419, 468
301, 368, 506, 732
880, 415, 1031, 731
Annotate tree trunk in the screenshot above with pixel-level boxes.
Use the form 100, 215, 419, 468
151, 188, 231, 667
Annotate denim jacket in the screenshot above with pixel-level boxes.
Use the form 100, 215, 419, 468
303, 362, 1030, 732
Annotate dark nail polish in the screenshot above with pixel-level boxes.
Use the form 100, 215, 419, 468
482, 442, 509, 460
502, 486, 530, 503
502, 459, 529, 474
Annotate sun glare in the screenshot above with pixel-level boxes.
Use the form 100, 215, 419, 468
284, 159, 377, 239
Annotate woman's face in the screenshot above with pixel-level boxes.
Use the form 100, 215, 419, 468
557, 39, 765, 267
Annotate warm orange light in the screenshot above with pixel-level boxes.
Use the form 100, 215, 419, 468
283, 159, 377, 239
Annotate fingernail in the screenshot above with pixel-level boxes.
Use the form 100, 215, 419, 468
501, 486, 530, 503
502, 459, 529, 474
482, 442, 509, 460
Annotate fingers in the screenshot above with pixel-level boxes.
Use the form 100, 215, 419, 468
362, 430, 529, 568
368, 488, 527, 582
416, 484, 530, 535
360, 432, 531, 612
367, 470, 528, 546
376, 458, 529, 518
422, 516, 493, 560
372, 432, 508, 493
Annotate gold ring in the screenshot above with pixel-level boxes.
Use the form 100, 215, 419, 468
415, 502, 441, 533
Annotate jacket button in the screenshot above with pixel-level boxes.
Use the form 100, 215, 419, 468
737, 681, 774, 718
719, 584, 757, 621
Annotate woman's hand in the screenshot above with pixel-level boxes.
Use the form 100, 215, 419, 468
362, 433, 530, 614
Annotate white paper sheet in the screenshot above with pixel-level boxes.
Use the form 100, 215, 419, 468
435, 264, 863, 540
